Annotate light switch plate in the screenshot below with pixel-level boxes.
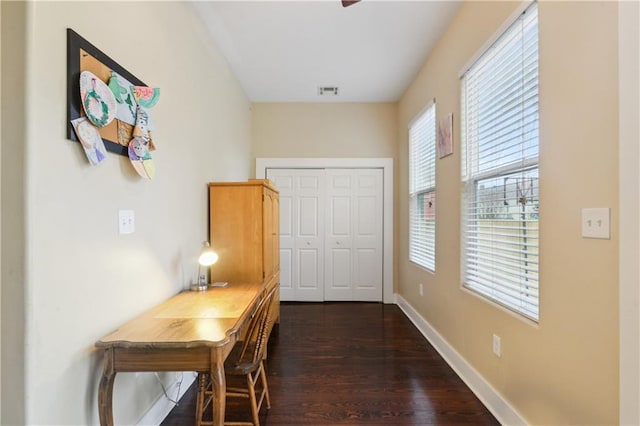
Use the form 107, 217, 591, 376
581, 208, 610, 239
118, 210, 135, 234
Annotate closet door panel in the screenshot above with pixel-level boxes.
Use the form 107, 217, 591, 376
294, 171, 324, 301
267, 169, 324, 301
325, 170, 355, 300
325, 169, 383, 301
353, 170, 383, 300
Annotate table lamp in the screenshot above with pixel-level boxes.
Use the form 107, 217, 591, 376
191, 241, 219, 291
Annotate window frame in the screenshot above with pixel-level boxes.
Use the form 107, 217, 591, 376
408, 100, 437, 272
460, 1, 540, 321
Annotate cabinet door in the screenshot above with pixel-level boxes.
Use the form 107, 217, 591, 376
263, 188, 275, 281
210, 184, 263, 283
272, 193, 280, 275
269, 174, 294, 300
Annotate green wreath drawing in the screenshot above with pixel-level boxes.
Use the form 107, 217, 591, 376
84, 86, 111, 127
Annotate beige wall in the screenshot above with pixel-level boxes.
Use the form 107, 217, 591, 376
0, 2, 3, 421
1, 2, 28, 424
2, 1, 252, 424
252, 103, 397, 160
398, 2, 619, 425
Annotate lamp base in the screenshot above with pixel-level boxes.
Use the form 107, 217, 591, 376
190, 283, 208, 292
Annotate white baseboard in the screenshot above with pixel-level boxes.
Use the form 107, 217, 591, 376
396, 295, 527, 426
136, 372, 197, 426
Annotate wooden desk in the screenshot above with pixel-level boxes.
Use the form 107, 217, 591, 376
95, 282, 264, 426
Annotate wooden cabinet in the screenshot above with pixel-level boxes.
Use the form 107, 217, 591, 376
208, 179, 280, 327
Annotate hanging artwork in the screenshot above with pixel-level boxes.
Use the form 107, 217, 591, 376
128, 137, 155, 179
437, 113, 453, 159
66, 29, 160, 176
127, 96, 156, 179
108, 71, 138, 126
70, 117, 108, 165
79, 71, 117, 128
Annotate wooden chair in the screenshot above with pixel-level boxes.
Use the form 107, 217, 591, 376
196, 286, 277, 426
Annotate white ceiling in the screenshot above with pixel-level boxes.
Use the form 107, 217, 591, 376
192, 1, 462, 103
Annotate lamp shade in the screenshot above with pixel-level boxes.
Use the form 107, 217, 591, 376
198, 242, 219, 267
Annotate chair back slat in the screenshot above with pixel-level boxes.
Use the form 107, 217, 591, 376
233, 286, 277, 366
252, 286, 277, 361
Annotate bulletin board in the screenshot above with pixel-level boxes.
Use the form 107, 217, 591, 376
66, 28, 146, 156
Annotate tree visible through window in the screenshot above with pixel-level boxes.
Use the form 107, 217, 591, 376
461, 2, 539, 321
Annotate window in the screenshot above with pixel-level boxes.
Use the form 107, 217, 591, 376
461, 2, 539, 321
409, 101, 436, 271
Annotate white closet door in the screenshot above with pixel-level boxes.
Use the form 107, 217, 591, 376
268, 169, 324, 301
325, 169, 383, 301
269, 172, 295, 300
324, 170, 353, 300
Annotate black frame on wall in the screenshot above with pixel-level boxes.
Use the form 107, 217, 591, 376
66, 28, 146, 156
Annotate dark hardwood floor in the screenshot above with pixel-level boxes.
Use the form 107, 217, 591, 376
161, 302, 499, 425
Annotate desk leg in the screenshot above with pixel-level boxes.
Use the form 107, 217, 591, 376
210, 348, 226, 426
98, 348, 116, 426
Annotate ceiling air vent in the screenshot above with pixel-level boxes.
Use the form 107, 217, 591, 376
318, 86, 339, 96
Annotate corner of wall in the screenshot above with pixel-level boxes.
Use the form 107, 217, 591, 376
0, 1, 28, 424
618, 1, 640, 424
0, 2, 3, 421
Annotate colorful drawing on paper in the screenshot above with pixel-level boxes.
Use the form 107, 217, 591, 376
132, 86, 160, 109
128, 138, 155, 179
79, 71, 116, 128
437, 113, 453, 159
108, 71, 137, 126
70, 116, 108, 165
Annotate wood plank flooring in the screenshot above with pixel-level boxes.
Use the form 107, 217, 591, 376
161, 302, 499, 425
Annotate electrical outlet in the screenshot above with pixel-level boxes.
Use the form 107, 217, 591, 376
492, 334, 501, 357
118, 210, 135, 234
419, 283, 423, 296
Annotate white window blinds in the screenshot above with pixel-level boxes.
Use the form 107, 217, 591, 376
461, 2, 539, 321
409, 102, 436, 271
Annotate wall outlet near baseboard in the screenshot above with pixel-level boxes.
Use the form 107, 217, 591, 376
419, 283, 423, 296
